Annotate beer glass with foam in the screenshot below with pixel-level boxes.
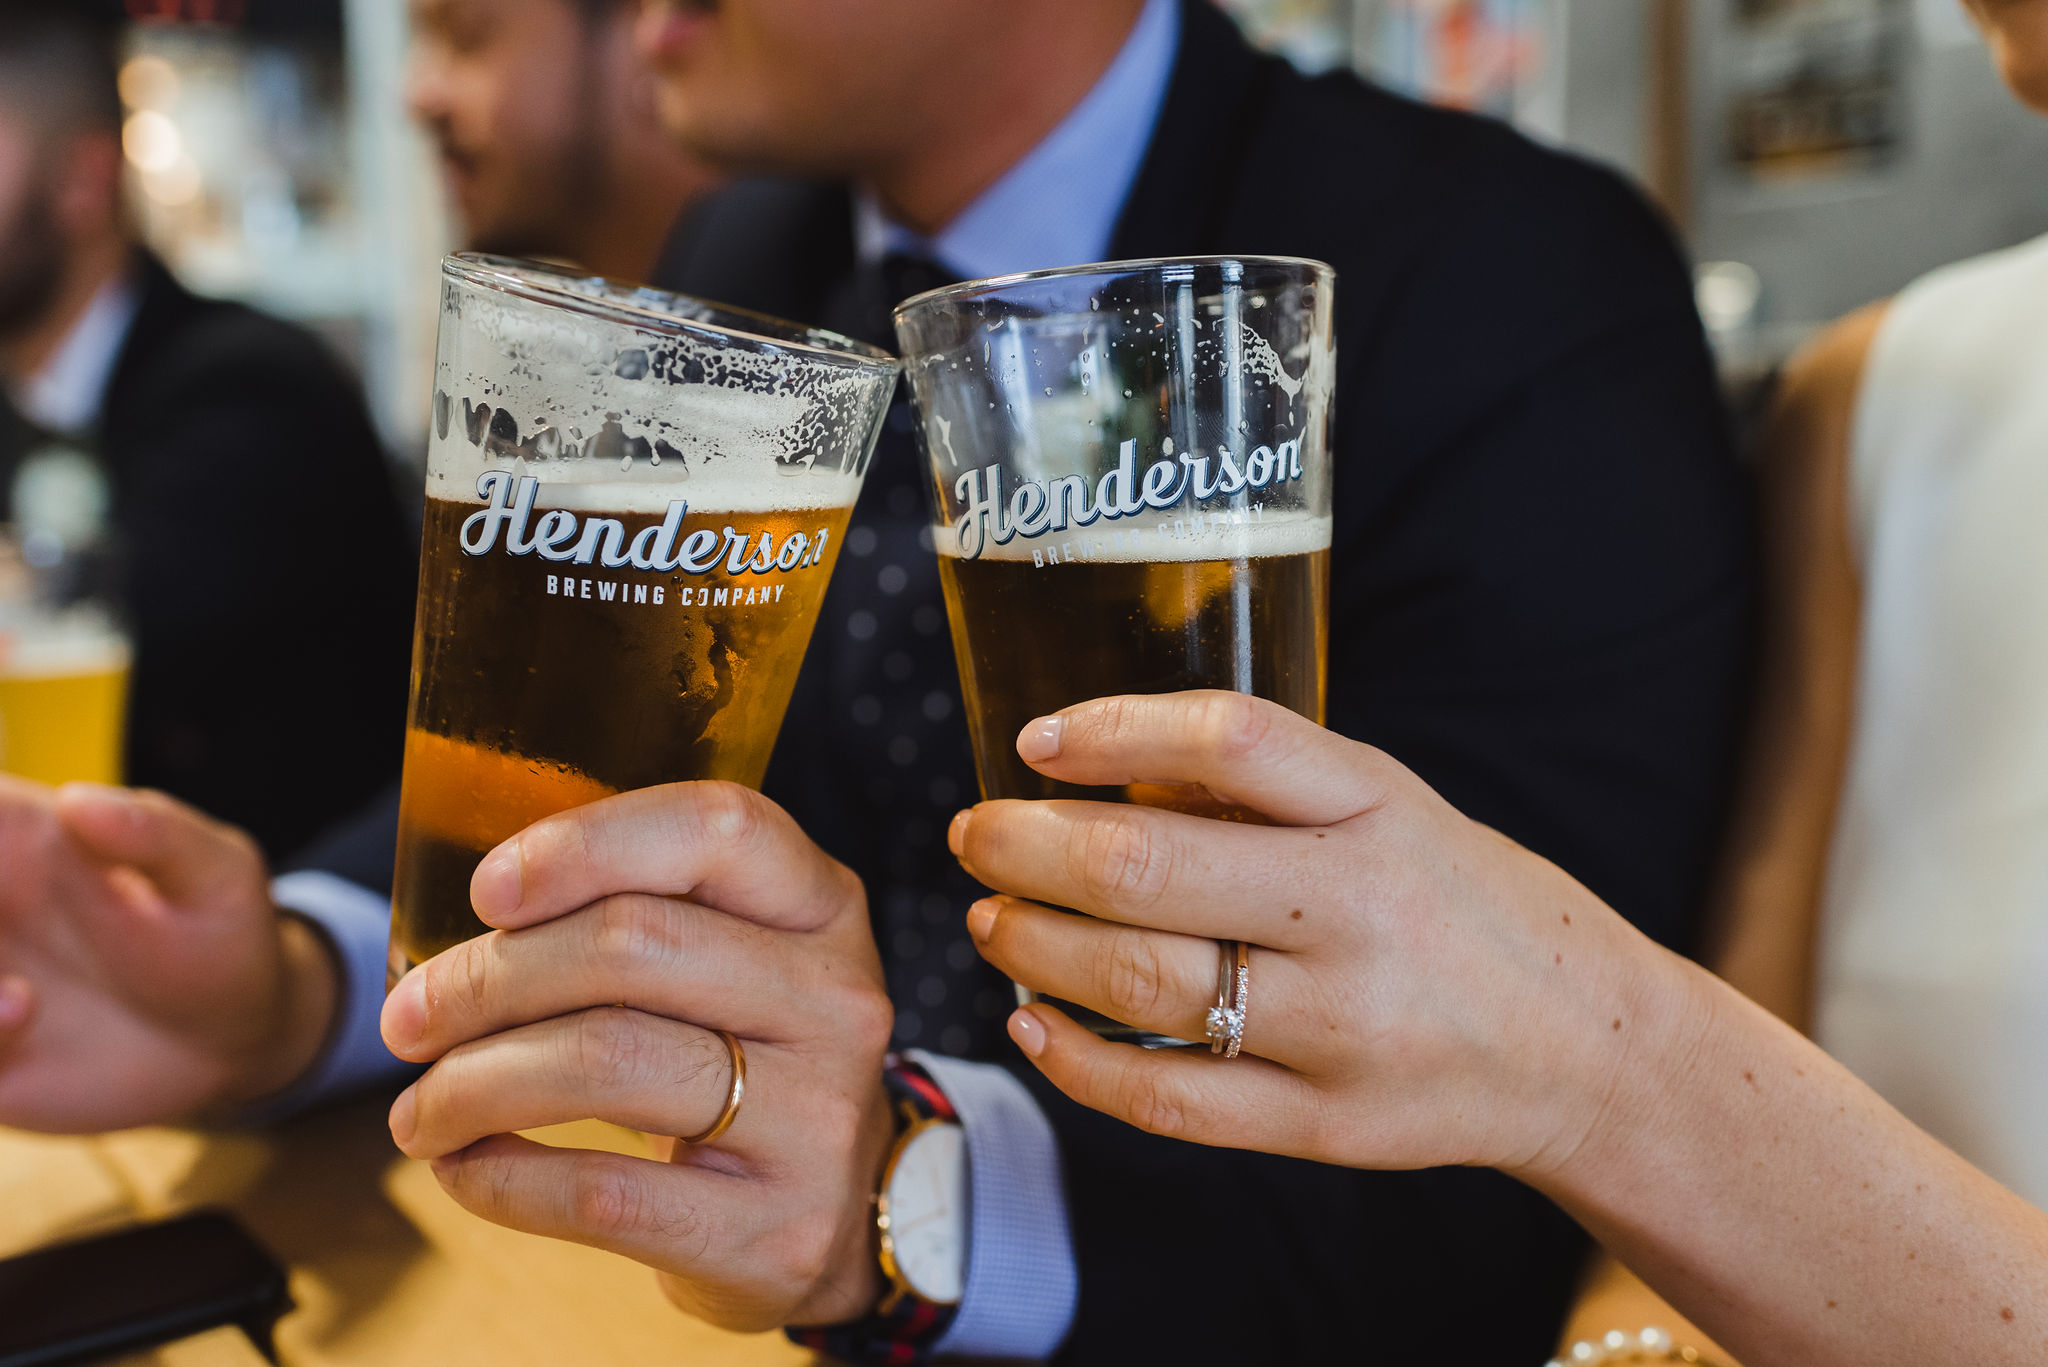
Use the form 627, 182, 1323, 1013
0, 479, 130, 787
893, 257, 1336, 1041
390, 255, 899, 983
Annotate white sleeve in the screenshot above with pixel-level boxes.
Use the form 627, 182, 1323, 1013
910, 1050, 1078, 1359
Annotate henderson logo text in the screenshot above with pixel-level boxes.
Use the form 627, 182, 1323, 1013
952, 437, 1304, 560
458, 471, 833, 575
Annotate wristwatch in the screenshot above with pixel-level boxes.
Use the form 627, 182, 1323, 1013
786, 1057, 966, 1364
876, 1059, 967, 1310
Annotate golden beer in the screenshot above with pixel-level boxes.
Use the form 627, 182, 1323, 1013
388, 254, 896, 981
391, 494, 854, 969
938, 535, 1329, 805
0, 618, 129, 785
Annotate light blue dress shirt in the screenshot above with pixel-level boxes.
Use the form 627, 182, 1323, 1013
279, 0, 1180, 1354
854, 0, 1179, 286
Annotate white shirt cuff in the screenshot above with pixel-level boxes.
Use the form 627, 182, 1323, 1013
253, 871, 414, 1117
911, 1051, 1078, 1360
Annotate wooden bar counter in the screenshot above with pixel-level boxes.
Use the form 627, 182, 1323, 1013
0, 1095, 814, 1367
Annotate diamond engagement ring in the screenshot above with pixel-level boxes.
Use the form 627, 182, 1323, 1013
1205, 940, 1249, 1058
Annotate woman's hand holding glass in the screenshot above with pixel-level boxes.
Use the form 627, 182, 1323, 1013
947, 690, 1695, 1186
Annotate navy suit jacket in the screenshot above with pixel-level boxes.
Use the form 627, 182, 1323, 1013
657, 4, 1756, 1362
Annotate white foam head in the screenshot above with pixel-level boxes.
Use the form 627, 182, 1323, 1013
0, 611, 130, 680
933, 512, 1331, 563
427, 257, 895, 513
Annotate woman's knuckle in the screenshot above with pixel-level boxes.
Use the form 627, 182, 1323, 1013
1204, 690, 1272, 762
1295, 1090, 1345, 1161
1117, 1069, 1186, 1139
1076, 810, 1169, 909
1099, 926, 1167, 1020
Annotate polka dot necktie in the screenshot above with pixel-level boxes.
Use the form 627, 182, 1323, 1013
759, 252, 1018, 1062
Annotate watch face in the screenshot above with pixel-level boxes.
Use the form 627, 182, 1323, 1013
884, 1122, 967, 1305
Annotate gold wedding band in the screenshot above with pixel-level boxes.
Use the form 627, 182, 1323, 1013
679, 1029, 747, 1146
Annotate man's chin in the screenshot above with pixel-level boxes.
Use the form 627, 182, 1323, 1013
653, 88, 835, 181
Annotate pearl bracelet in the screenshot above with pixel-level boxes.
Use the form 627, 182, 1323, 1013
1545, 1326, 1718, 1366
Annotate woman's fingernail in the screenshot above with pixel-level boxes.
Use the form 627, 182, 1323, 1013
388, 1087, 417, 1147
966, 898, 1000, 942
471, 840, 523, 919
1008, 1008, 1047, 1058
1017, 715, 1064, 763
0, 976, 30, 1028
947, 809, 972, 856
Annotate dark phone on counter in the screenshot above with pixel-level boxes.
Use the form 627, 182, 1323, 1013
0, 1211, 290, 1367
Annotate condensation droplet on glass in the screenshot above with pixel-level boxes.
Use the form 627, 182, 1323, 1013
649, 450, 661, 466
619, 452, 633, 472
1123, 389, 1133, 398
1043, 387, 1053, 397
1162, 437, 1175, 455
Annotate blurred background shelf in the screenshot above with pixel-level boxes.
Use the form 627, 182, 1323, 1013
103, 0, 2048, 455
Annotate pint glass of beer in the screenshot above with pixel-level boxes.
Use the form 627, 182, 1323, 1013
0, 527, 130, 787
390, 255, 899, 982
893, 257, 1335, 1040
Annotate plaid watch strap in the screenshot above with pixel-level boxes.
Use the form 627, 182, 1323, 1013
786, 1055, 961, 1365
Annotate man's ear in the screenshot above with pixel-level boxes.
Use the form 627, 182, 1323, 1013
50, 129, 125, 242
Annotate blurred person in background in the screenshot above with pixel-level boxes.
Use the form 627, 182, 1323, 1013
408, 0, 722, 282
0, 6, 412, 861
267, 0, 727, 875
0, 0, 728, 1139
1558, 0, 2048, 1358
